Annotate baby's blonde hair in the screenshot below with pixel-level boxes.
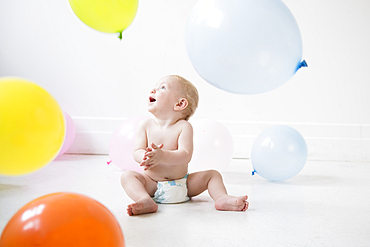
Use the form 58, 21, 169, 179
172, 75, 199, 121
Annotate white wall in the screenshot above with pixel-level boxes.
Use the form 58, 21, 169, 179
1, 0, 369, 161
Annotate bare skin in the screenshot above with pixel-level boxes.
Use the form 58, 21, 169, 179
127, 198, 158, 216
121, 169, 249, 215
215, 195, 249, 211
120, 76, 249, 216
187, 170, 249, 212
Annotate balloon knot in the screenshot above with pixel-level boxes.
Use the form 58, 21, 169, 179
296, 60, 308, 71
107, 161, 112, 165
252, 170, 256, 176
118, 32, 123, 40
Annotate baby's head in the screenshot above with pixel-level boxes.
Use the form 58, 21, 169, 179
170, 75, 199, 121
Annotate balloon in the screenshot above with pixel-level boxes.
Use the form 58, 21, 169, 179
251, 125, 308, 181
0, 77, 65, 176
189, 119, 234, 172
68, 0, 139, 38
186, 0, 307, 94
57, 111, 76, 157
0, 192, 125, 247
109, 115, 150, 172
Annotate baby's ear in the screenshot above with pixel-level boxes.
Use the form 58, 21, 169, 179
174, 98, 188, 111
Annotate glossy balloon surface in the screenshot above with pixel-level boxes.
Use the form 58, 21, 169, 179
109, 116, 150, 172
0, 77, 65, 176
69, 0, 138, 34
57, 111, 76, 157
189, 119, 234, 172
0, 193, 125, 247
251, 125, 308, 181
186, 0, 305, 94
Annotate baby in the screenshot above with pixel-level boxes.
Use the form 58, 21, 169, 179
120, 75, 249, 216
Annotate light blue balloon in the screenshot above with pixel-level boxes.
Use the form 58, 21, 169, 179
186, 0, 307, 95
251, 125, 308, 181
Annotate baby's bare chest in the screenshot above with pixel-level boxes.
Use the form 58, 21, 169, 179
147, 127, 181, 150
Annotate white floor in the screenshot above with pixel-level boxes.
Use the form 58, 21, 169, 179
1, 155, 370, 247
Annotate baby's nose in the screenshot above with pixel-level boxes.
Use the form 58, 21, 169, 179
150, 89, 156, 94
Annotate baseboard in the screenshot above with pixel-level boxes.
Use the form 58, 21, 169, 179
67, 117, 370, 162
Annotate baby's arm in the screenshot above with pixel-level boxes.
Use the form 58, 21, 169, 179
133, 120, 149, 163
141, 121, 193, 170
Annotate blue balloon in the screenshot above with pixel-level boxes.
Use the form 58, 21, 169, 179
251, 125, 308, 181
186, 0, 307, 94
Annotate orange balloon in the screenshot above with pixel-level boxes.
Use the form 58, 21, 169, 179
0, 193, 125, 247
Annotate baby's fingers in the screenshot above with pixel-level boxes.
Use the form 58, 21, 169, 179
140, 159, 149, 166
144, 163, 157, 171
143, 163, 152, 170
143, 153, 153, 159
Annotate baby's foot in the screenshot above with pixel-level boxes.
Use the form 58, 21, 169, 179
214, 195, 249, 212
127, 197, 158, 216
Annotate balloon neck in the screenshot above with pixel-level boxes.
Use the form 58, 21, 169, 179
118, 32, 123, 40
296, 60, 308, 72
252, 170, 256, 176
107, 161, 112, 165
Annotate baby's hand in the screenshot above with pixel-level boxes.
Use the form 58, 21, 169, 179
140, 143, 164, 170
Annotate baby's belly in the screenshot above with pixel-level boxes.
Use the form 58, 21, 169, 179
144, 164, 188, 181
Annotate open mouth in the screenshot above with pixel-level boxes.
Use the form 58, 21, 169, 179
149, 96, 156, 103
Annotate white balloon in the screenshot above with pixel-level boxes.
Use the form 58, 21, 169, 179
189, 119, 234, 172
186, 0, 306, 94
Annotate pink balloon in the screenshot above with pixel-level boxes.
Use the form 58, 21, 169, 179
109, 115, 150, 172
57, 111, 76, 156
188, 119, 234, 172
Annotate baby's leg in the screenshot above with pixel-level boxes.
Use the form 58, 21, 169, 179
120, 170, 158, 216
187, 170, 249, 211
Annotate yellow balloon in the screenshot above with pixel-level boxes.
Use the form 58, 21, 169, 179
68, 0, 139, 37
0, 78, 65, 176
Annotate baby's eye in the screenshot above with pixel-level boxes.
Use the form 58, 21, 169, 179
160, 86, 166, 90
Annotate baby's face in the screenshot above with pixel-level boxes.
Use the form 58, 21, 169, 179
148, 76, 183, 114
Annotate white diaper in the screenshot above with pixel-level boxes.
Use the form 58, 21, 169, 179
152, 174, 190, 204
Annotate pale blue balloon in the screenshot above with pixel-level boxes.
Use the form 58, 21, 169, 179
186, 0, 307, 94
251, 125, 308, 181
